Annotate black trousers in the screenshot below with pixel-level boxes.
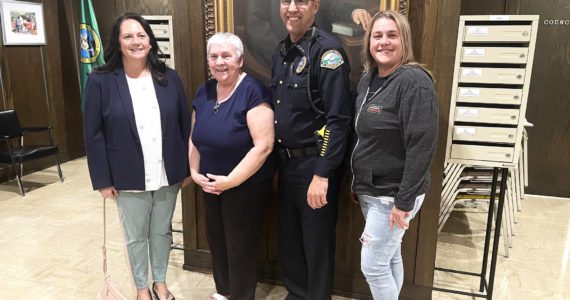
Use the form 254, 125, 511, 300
277, 156, 341, 300
203, 179, 271, 300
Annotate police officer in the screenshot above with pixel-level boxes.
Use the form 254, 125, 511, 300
271, 0, 351, 299
244, 0, 375, 70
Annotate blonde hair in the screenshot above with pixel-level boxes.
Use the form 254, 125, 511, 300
362, 10, 431, 77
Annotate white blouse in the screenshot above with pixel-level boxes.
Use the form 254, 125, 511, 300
126, 74, 169, 191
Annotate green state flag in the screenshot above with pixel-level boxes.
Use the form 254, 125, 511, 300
79, 0, 104, 110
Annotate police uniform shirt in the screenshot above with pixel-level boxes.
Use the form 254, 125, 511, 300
271, 27, 351, 178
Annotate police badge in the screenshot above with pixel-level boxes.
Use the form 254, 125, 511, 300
296, 56, 307, 73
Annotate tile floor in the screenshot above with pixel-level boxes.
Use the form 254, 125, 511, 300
0, 158, 569, 299
433, 196, 570, 299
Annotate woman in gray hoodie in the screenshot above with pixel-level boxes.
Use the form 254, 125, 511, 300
351, 10, 438, 300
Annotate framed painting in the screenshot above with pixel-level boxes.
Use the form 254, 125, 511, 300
206, 0, 410, 85
0, 0, 46, 45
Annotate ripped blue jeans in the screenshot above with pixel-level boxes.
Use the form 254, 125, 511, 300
358, 194, 424, 300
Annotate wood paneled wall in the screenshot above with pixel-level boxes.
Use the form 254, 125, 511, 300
461, 0, 505, 15
0, 0, 85, 183
506, 0, 570, 197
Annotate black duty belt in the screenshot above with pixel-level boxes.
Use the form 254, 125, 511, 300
278, 145, 319, 159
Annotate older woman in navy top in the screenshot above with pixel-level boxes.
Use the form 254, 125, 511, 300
189, 32, 276, 300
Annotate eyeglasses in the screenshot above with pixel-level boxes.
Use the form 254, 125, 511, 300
280, 0, 312, 6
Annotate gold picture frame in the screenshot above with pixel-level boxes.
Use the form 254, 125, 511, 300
209, 0, 409, 32
206, 0, 410, 84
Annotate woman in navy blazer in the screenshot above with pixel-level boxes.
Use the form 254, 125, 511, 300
84, 13, 190, 300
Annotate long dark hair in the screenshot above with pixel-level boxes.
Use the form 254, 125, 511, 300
95, 13, 167, 85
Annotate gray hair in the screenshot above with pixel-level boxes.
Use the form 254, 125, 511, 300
207, 32, 244, 58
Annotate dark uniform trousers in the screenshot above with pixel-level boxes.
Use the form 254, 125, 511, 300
278, 155, 342, 300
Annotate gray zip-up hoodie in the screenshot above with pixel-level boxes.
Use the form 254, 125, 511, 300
351, 65, 439, 212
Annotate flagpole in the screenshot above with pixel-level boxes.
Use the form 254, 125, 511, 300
71, 2, 81, 100
40, 46, 51, 126
0, 54, 7, 109
79, 0, 105, 111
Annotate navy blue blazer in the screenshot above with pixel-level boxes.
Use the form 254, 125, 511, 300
83, 68, 191, 190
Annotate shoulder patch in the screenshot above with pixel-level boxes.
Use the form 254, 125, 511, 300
320, 50, 344, 70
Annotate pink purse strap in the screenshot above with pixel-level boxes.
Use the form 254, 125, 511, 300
102, 197, 109, 278
101, 197, 137, 294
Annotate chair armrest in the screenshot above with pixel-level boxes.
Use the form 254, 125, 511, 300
21, 126, 51, 133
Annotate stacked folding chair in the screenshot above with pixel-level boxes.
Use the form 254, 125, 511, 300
439, 129, 530, 258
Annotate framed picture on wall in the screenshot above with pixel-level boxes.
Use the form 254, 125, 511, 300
206, 0, 409, 85
0, 0, 46, 45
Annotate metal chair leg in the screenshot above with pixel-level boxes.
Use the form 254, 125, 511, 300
54, 154, 64, 182
15, 164, 25, 196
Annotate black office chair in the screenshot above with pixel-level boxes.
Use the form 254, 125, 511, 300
0, 110, 64, 196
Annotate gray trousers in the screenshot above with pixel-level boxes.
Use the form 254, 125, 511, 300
116, 183, 180, 288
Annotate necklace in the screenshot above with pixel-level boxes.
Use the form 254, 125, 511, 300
213, 83, 229, 114
213, 85, 230, 114
213, 101, 221, 113
213, 72, 246, 113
